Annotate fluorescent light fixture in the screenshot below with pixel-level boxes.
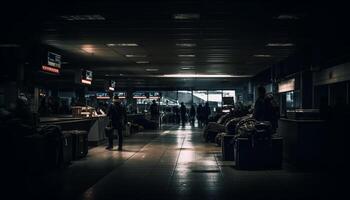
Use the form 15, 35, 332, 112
178, 54, 196, 57
161, 74, 250, 78
116, 43, 139, 47
181, 66, 195, 70
136, 61, 150, 64
61, 15, 105, 21
266, 43, 294, 47
176, 43, 197, 47
173, 13, 200, 20
125, 54, 147, 58
146, 68, 159, 72
106, 43, 116, 47
276, 15, 299, 20
254, 54, 272, 58
0, 44, 20, 47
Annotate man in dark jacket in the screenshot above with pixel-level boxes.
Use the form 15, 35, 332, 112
180, 102, 187, 126
107, 98, 127, 151
253, 86, 279, 132
150, 100, 159, 121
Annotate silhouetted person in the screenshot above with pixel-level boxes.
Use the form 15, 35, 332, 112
253, 86, 279, 132
203, 102, 211, 125
197, 104, 203, 127
106, 98, 127, 151
150, 100, 159, 121
180, 102, 187, 126
173, 106, 180, 124
189, 105, 196, 125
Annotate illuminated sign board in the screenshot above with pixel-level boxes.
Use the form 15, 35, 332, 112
149, 92, 160, 99
114, 92, 126, 99
96, 93, 110, 100
108, 80, 116, 91
42, 65, 60, 74
41, 51, 61, 75
133, 92, 146, 99
278, 78, 295, 93
81, 70, 93, 85
47, 52, 61, 68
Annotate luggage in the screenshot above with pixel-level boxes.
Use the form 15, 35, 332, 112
68, 130, 88, 160
225, 117, 242, 135
38, 125, 63, 170
222, 135, 235, 161
234, 137, 283, 169
203, 122, 226, 142
61, 132, 73, 164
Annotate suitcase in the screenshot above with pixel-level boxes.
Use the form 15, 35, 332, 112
235, 137, 283, 169
222, 135, 235, 161
69, 130, 88, 160
62, 132, 73, 164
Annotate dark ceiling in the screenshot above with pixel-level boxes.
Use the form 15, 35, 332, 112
2, 0, 348, 90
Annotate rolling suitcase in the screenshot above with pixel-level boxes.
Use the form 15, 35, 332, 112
62, 132, 73, 164
70, 130, 88, 160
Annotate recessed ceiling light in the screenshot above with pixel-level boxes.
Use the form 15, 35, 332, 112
176, 43, 197, 47
276, 15, 299, 20
116, 43, 139, 47
136, 61, 150, 64
0, 44, 20, 47
253, 54, 272, 58
125, 54, 147, 58
181, 66, 195, 70
106, 43, 116, 47
173, 13, 200, 20
178, 54, 196, 58
81, 45, 95, 54
266, 43, 294, 47
146, 68, 159, 72
61, 15, 105, 21
161, 74, 251, 78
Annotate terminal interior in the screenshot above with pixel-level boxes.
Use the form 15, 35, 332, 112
1, 1, 350, 200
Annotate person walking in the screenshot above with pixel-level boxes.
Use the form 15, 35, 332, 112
150, 100, 159, 121
180, 102, 187, 126
203, 102, 211, 126
189, 104, 196, 126
106, 98, 127, 151
197, 104, 203, 127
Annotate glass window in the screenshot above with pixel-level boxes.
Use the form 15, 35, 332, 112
177, 90, 192, 107
223, 90, 236, 104
208, 90, 222, 107
193, 90, 208, 105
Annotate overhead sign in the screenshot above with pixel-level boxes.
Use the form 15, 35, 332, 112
47, 52, 61, 68
114, 92, 126, 99
96, 93, 110, 100
278, 78, 295, 93
109, 80, 116, 91
133, 91, 147, 99
41, 51, 61, 75
149, 91, 160, 99
81, 69, 93, 85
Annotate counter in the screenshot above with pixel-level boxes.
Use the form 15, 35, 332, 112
40, 115, 108, 146
277, 118, 326, 169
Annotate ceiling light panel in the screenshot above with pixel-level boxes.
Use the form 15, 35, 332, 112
178, 54, 196, 57
176, 43, 197, 47
136, 61, 150, 64
173, 13, 200, 20
253, 54, 272, 58
146, 68, 159, 72
266, 43, 294, 47
61, 15, 105, 21
125, 54, 147, 58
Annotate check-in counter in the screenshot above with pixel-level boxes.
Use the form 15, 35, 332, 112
40, 115, 108, 146
278, 118, 326, 168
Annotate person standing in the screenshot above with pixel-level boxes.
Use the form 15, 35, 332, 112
197, 104, 203, 127
253, 86, 279, 133
189, 104, 196, 126
180, 102, 187, 126
106, 98, 127, 151
150, 100, 159, 121
203, 102, 211, 125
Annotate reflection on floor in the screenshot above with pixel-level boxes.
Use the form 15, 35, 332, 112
25, 125, 342, 200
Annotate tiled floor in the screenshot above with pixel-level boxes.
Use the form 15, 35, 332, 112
22, 125, 344, 200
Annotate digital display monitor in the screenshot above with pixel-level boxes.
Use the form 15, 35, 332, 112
133, 92, 146, 99
47, 52, 61, 68
113, 92, 126, 99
